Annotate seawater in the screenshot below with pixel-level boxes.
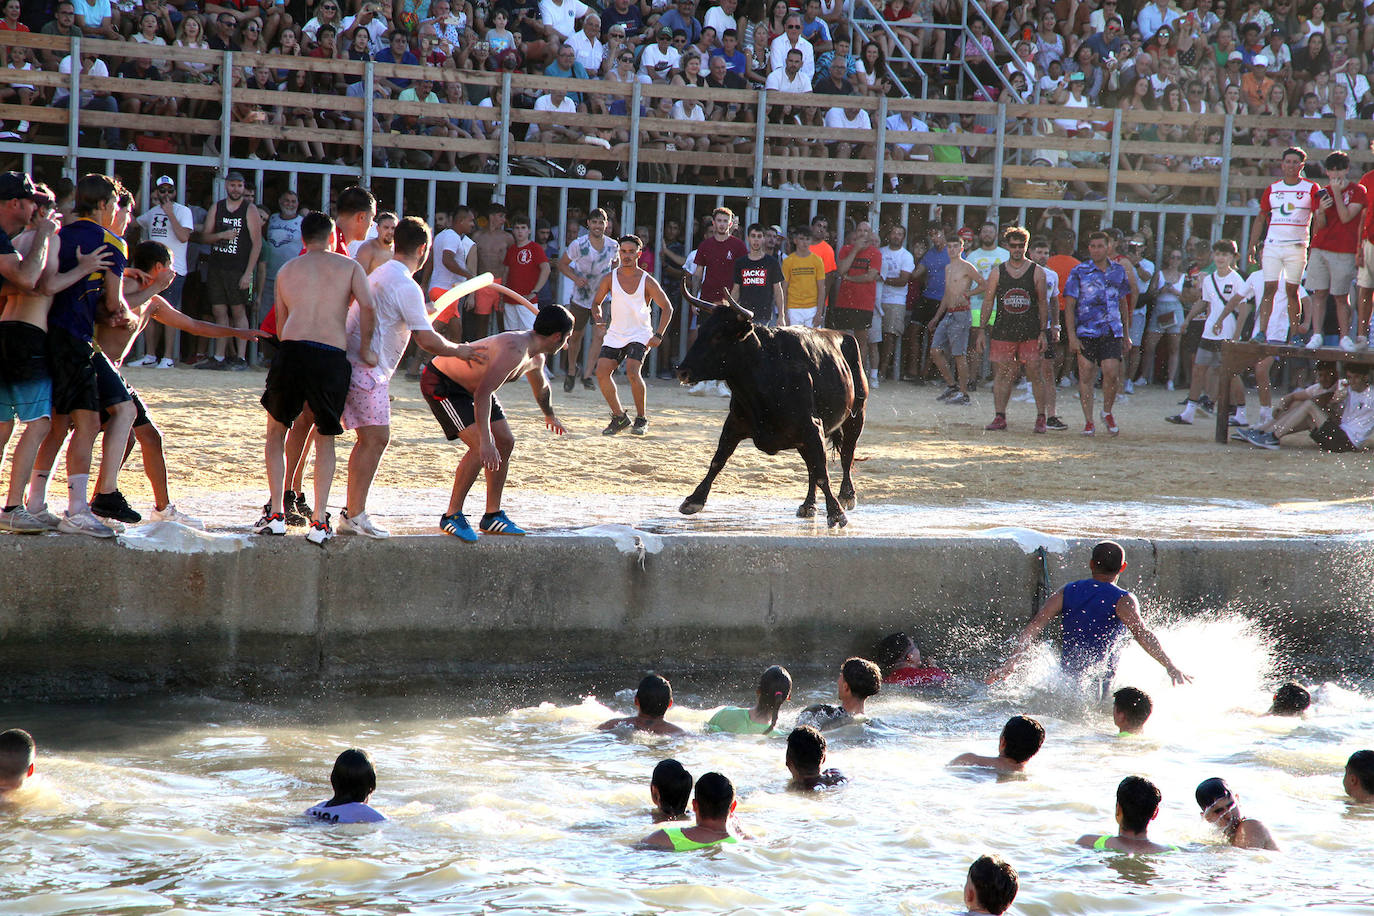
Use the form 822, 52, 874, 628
2, 618, 1372, 915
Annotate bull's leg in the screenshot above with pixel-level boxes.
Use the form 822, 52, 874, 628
680, 416, 747, 515
797, 474, 817, 519
837, 408, 864, 511
800, 421, 846, 528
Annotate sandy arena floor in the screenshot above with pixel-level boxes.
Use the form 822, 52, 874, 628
35, 364, 1374, 540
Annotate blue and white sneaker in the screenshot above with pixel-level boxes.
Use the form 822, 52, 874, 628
479, 510, 527, 536
440, 511, 478, 542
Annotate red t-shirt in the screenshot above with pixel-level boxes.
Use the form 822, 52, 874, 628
695, 234, 748, 302
261, 227, 349, 336
503, 241, 548, 297
1312, 182, 1368, 254
1360, 169, 1374, 245
884, 665, 952, 686
834, 244, 881, 312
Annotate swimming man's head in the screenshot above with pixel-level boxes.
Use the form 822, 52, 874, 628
1113, 687, 1153, 733
1345, 750, 1374, 802
874, 632, 918, 671
635, 674, 673, 718
840, 657, 882, 700
0, 728, 36, 793
692, 771, 736, 821
1269, 683, 1311, 716
1117, 775, 1162, 833
1000, 715, 1045, 764
651, 758, 693, 817
964, 854, 1019, 915
786, 725, 827, 778
1090, 541, 1126, 576
329, 748, 377, 805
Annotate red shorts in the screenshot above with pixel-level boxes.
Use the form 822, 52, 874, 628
990, 338, 1041, 363
473, 285, 501, 316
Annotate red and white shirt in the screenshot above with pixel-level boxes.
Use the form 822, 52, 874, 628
1311, 182, 1368, 254
1260, 178, 1320, 246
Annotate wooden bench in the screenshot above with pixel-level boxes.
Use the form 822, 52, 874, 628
1214, 340, 1374, 443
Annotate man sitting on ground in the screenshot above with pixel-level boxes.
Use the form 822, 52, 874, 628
1077, 775, 1177, 853
950, 715, 1045, 774
597, 674, 688, 736
1241, 365, 1374, 452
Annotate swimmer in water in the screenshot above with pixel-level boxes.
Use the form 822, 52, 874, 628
797, 657, 881, 731
873, 632, 951, 686
1195, 777, 1279, 850
650, 759, 692, 822
705, 665, 792, 734
987, 541, 1192, 693
305, 748, 386, 824
639, 772, 743, 850
0, 728, 36, 795
1268, 682, 1311, 716
597, 674, 688, 736
950, 715, 1045, 774
1077, 775, 1178, 854
1113, 687, 1153, 736
1345, 750, 1374, 803
786, 725, 847, 790
962, 854, 1019, 915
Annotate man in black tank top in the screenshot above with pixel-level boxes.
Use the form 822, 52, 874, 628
975, 226, 1050, 433
199, 172, 263, 370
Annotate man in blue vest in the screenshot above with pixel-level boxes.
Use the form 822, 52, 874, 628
987, 541, 1191, 694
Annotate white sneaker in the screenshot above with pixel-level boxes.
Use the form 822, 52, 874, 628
1306, 334, 1324, 350
1059, 376, 1074, 389
130, 354, 158, 367
151, 504, 205, 529
1341, 335, 1358, 352
714, 380, 731, 397
58, 508, 116, 538
870, 375, 880, 389
25, 503, 61, 529
1123, 379, 1135, 394
156, 357, 175, 368
305, 514, 333, 545
0, 506, 48, 533
338, 511, 390, 539
688, 381, 709, 396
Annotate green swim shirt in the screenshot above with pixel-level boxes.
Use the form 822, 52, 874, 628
664, 827, 739, 851
705, 706, 773, 735
1093, 836, 1179, 853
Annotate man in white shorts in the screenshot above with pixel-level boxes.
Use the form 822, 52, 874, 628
592, 234, 674, 436
1247, 146, 1318, 343
1305, 150, 1365, 352
339, 217, 488, 538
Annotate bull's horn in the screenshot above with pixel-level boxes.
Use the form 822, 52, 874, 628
680, 279, 716, 314
723, 292, 754, 321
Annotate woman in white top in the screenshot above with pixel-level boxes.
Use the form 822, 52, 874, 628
1141, 248, 1187, 389
670, 85, 711, 180
132, 12, 170, 72
302, 0, 343, 43
745, 21, 770, 85
172, 16, 213, 118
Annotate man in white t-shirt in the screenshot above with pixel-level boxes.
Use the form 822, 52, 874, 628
876, 223, 915, 385
884, 109, 928, 191
640, 27, 682, 81
427, 204, 476, 307
1246, 364, 1374, 451
1167, 239, 1248, 426
821, 104, 872, 192
539, 0, 589, 42
529, 89, 581, 142
765, 48, 811, 190
1247, 146, 1319, 343
129, 174, 194, 367
769, 12, 814, 79
1224, 269, 1306, 430
339, 217, 486, 539
567, 12, 605, 72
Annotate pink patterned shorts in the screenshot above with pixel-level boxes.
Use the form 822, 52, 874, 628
341, 363, 392, 430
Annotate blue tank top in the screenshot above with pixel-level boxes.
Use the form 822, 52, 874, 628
1061, 578, 1129, 675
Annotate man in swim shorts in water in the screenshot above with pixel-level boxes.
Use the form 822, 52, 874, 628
1113, 687, 1152, 735
785, 725, 847, 790
950, 715, 1044, 774
1345, 750, 1374, 803
1195, 777, 1279, 850
987, 541, 1192, 696
797, 657, 881, 731
962, 854, 1019, 916
650, 759, 692, 821
305, 748, 385, 824
639, 772, 743, 850
1077, 775, 1177, 854
0, 728, 35, 795
597, 674, 688, 736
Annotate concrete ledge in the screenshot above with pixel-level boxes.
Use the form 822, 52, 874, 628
3, 534, 1371, 699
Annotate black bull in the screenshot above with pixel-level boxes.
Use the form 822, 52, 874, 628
673, 285, 867, 528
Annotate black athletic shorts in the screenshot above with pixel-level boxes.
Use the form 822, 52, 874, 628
1077, 335, 1123, 364
909, 295, 940, 326
99, 380, 150, 429
0, 320, 50, 383
205, 266, 253, 309
48, 327, 102, 415
420, 364, 505, 440
827, 306, 873, 333
94, 352, 134, 411
568, 303, 593, 334
599, 341, 648, 365
261, 339, 352, 436
1311, 418, 1357, 452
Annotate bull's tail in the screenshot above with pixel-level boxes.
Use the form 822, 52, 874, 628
831, 333, 867, 453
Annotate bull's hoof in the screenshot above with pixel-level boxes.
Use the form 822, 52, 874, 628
838, 490, 856, 511
797, 502, 817, 519
827, 511, 848, 529
679, 500, 704, 515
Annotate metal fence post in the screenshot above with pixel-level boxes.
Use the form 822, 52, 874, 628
751, 88, 767, 205
990, 100, 1006, 219
218, 50, 233, 176
872, 94, 889, 207
496, 72, 512, 202
66, 34, 81, 174
1335, 112, 1347, 151
362, 60, 375, 186
1104, 108, 1122, 221
625, 80, 642, 229
1214, 111, 1236, 240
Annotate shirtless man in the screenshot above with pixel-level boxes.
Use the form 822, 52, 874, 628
419, 303, 572, 540
93, 240, 265, 526
949, 715, 1045, 774
468, 203, 513, 341
1077, 776, 1178, 854
593, 234, 673, 436
255, 211, 377, 545
339, 217, 488, 539
1194, 777, 1279, 850
926, 230, 989, 406
0, 186, 112, 533
354, 211, 396, 275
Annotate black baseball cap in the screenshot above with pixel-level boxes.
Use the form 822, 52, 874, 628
0, 171, 38, 201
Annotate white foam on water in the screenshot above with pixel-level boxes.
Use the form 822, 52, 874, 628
117, 521, 251, 554
979, 526, 1071, 555
550, 524, 665, 556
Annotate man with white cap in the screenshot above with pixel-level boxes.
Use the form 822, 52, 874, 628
130, 175, 193, 368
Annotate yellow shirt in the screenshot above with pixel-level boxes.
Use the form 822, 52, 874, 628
783, 252, 826, 311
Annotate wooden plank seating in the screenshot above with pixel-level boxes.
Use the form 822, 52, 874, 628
1215, 341, 1374, 443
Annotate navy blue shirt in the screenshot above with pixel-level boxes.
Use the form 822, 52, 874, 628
1060, 578, 1129, 676
50, 218, 127, 342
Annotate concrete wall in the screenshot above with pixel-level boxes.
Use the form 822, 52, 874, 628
2, 534, 1370, 699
